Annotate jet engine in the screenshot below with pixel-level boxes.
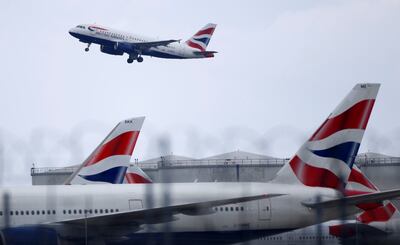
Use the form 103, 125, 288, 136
100, 45, 124, 56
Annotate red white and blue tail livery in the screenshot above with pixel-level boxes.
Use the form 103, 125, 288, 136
273, 84, 380, 190
69, 23, 217, 63
124, 164, 152, 184
65, 117, 145, 184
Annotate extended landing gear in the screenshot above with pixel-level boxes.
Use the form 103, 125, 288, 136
85, 43, 91, 52
127, 54, 144, 63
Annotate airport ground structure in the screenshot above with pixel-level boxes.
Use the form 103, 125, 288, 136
31, 151, 400, 192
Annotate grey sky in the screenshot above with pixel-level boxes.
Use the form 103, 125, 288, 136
1, 0, 399, 185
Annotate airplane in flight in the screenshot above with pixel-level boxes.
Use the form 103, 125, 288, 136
1, 84, 400, 245
68, 23, 217, 63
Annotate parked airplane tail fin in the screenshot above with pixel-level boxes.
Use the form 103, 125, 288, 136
65, 117, 145, 185
185, 23, 217, 51
124, 164, 153, 184
272, 84, 380, 190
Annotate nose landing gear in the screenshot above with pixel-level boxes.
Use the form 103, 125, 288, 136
85, 43, 91, 52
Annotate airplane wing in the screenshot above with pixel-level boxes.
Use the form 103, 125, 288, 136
302, 188, 400, 209
58, 193, 284, 227
131, 39, 180, 49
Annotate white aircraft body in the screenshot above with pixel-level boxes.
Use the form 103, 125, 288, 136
1, 83, 400, 245
68, 23, 217, 63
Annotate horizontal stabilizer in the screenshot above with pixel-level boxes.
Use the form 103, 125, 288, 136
302, 188, 400, 209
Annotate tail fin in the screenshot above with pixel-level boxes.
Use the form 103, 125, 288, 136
124, 164, 152, 184
65, 117, 145, 184
186, 23, 217, 51
273, 84, 380, 190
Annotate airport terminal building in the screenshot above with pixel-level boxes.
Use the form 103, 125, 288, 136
31, 151, 400, 193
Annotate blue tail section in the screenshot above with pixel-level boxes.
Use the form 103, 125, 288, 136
79, 166, 128, 184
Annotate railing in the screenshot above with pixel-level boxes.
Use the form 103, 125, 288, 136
31, 157, 400, 175
355, 157, 400, 166
31, 167, 77, 175
138, 158, 289, 169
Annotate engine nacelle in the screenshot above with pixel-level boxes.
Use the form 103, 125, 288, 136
100, 45, 124, 56
1, 227, 59, 245
114, 42, 135, 53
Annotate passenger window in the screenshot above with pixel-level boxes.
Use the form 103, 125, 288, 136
100, 209, 103, 214
235, 207, 239, 211
15, 211, 19, 215
10, 211, 13, 215
26, 210, 29, 215
230, 207, 234, 211
225, 207, 228, 211
31, 211, 34, 215
68, 210, 71, 214
36, 211, 40, 215
95, 209, 98, 214
73, 210, 77, 214
42, 210, 45, 215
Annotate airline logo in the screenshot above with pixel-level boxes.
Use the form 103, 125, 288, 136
88, 25, 109, 32
186, 23, 217, 51
285, 84, 379, 190
124, 164, 152, 184
70, 117, 145, 184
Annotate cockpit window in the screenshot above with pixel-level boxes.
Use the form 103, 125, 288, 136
76, 25, 85, 29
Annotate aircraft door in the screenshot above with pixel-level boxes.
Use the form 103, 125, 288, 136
258, 198, 271, 220
129, 199, 143, 210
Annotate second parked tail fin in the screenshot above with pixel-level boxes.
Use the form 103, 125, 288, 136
65, 117, 145, 185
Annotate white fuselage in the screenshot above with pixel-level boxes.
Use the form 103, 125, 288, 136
0, 182, 353, 242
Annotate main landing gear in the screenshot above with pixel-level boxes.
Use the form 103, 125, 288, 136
127, 54, 144, 63
85, 43, 91, 52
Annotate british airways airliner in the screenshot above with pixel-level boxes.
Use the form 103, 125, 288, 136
68, 23, 217, 63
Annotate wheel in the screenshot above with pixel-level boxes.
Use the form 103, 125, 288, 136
127, 58, 134, 64
85, 47, 89, 52
137, 56, 143, 63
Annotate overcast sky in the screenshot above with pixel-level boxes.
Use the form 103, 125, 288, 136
1, 0, 399, 185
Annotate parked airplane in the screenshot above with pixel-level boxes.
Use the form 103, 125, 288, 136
69, 23, 217, 63
1, 84, 400, 245
249, 165, 400, 245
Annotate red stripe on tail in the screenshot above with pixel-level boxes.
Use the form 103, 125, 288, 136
85, 131, 140, 167
126, 173, 151, 184
357, 202, 396, 224
194, 27, 215, 36
289, 155, 342, 189
310, 99, 375, 141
